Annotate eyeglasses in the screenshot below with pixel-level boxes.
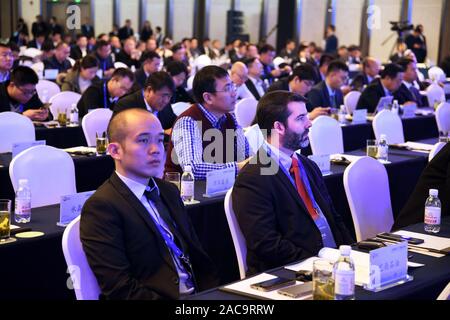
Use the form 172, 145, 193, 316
16, 86, 37, 96
214, 83, 237, 94
302, 80, 315, 87
0, 52, 14, 59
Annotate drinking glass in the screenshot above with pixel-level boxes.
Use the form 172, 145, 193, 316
366, 140, 378, 159
165, 172, 181, 190
96, 136, 107, 156
0, 200, 12, 241
312, 259, 335, 300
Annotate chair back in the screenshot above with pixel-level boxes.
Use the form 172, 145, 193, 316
428, 66, 446, 83
235, 98, 258, 128
344, 91, 361, 115
9, 145, 76, 208
21, 47, 42, 59
244, 124, 265, 155
81, 109, 113, 146
435, 102, 450, 133
343, 156, 394, 241
224, 188, 247, 279
309, 116, 344, 155
62, 216, 101, 300
0, 112, 35, 153
437, 282, 450, 300
171, 102, 191, 116
36, 79, 61, 103
372, 109, 405, 144
428, 142, 447, 162
426, 82, 445, 108
49, 91, 82, 119
114, 62, 128, 69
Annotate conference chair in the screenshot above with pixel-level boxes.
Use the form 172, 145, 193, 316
81, 108, 113, 147
36, 79, 61, 103
429, 142, 447, 162
372, 109, 405, 144
0, 112, 35, 153
171, 102, 191, 117
244, 124, 265, 155
426, 82, 445, 108
113, 62, 128, 69
435, 102, 450, 134
48, 91, 82, 119
234, 98, 258, 128
344, 91, 361, 115
309, 116, 344, 155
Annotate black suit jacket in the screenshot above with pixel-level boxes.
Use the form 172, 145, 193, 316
356, 78, 387, 113
77, 81, 116, 119
70, 45, 90, 61
80, 173, 219, 300
118, 27, 134, 41
351, 72, 371, 92
393, 143, 450, 230
0, 82, 44, 114
244, 79, 264, 101
116, 50, 141, 69
393, 83, 425, 107
81, 25, 95, 38
267, 78, 289, 92
307, 81, 344, 111
232, 149, 354, 275
134, 68, 149, 89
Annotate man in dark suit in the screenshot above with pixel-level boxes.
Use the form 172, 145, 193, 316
114, 71, 175, 131
43, 42, 72, 73
356, 63, 404, 113
325, 25, 338, 55
244, 58, 266, 100
27, 32, 46, 50
312, 54, 333, 85
81, 18, 95, 39
393, 143, 450, 230
405, 25, 427, 63
31, 15, 48, 39
116, 38, 141, 69
77, 68, 135, 119
133, 51, 161, 89
70, 35, 90, 61
259, 44, 291, 85
48, 17, 64, 37
92, 40, 115, 79
118, 20, 134, 41
307, 60, 348, 111
350, 57, 380, 92
80, 108, 219, 299
268, 64, 330, 120
0, 66, 49, 121
394, 58, 426, 107
232, 91, 353, 275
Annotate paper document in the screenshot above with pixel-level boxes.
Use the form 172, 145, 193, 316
394, 231, 450, 257
64, 147, 97, 153
394, 142, 434, 152
222, 273, 306, 300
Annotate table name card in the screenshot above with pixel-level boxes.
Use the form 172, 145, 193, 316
58, 191, 95, 227
366, 241, 411, 291
44, 69, 59, 80
12, 140, 46, 158
308, 155, 331, 175
353, 109, 367, 123
204, 167, 235, 198
401, 104, 417, 118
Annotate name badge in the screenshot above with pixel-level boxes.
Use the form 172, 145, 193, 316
352, 109, 367, 123
12, 140, 46, 158
366, 241, 410, 291
308, 155, 331, 175
44, 69, 59, 80
57, 191, 95, 227
204, 167, 235, 198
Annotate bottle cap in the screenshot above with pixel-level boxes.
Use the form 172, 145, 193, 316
429, 189, 439, 197
394, 100, 398, 104
18, 179, 29, 187
380, 134, 387, 141
339, 245, 351, 255
184, 165, 192, 173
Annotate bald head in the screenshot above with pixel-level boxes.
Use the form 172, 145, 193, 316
108, 108, 161, 144
363, 57, 381, 78
230, 61, 249, 86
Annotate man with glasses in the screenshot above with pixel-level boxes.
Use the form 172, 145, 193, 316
307, 60, 348, 111
267, 64, 331, 120
0, 44, 14, 84
166, 66, 251, 180
77, 68, 135, 119
115, 71, 175, 132
0, 66, 49, 121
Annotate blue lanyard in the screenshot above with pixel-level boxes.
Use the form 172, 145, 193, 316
102, 60, 106, 71
103, 82, 108, 109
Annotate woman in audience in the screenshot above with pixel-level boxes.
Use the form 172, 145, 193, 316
61, 55, 99, 94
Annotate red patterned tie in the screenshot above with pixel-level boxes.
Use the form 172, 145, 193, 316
290, 156, 319, 220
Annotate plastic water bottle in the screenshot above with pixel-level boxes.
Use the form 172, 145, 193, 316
181, 165, 195, 203
70, 104, 79, 126
338, 105, 347, 123
377, 134, 389, 162
334, 245, 355, 300
424, 189, 441, 233
391, 100, 399, 115
15, 179, 32, 223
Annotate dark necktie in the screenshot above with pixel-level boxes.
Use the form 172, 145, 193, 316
409, 86, 422, 105
330, 90, 337, 109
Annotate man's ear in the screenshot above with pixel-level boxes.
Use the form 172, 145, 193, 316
202, 92, 213, 105
108, 142, 121, 160
273, 121, 285, 136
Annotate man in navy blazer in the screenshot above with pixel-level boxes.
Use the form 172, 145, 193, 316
232, 91, 353, 275
307, 60, 348, 111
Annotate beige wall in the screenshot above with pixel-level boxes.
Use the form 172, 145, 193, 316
94, 0, 114, 36
119, 0, 139, 32
335, 0, 364, 47
300, 0, 327, 45
266, 0, 278, 47
146, 0, 166, 35
240, 0, 261, 44
411, 0, 443, 65
20, 0, 40, 30
210, 0, 231, 45
173, 0, 194, 42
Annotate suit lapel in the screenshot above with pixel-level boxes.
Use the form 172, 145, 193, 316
321, 82, 331, 107
109, 173, 177, 272
245, 80, 261, 100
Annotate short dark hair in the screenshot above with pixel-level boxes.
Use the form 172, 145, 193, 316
289, 64, 316, 82
76, 34, 87, 41
0, 43, 11, 51
327, 60, 349, 75
396, 58, 414, 71
319, 54, 334, 68
192, 65, 229, 104
144, 71, 175, 93
79, 55, 99, 70
96, 40, 109, 49
171, 43, 184, 53
10, 66, 39, 86
256, 91, 307, 137
328, 25, 336, 32
380, 63, 404, 79
111, 68, 135, 82
140, 50, 161, 64
259, 44, 276, 55
244, 57, 258, 68
347, 45, 360, 52
165, 61, 188, 77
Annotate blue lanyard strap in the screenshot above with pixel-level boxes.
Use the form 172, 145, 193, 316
103, 82, 108, 109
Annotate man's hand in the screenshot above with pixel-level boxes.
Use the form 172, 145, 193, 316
23, 108, 49, 121
308, 107, 331, 121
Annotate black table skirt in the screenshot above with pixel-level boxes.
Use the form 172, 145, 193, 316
0, 147, 430, 299
35, 126, 87, 149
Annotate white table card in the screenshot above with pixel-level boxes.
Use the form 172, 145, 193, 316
308, 155, 331, 175
204, 167, 235, 198
58, 191, 95, 227
366, 241, 411, 291
401, 104, 417, 118
44, 69, 59, 80
352, 109, 367, 123
12, 140, 46, 158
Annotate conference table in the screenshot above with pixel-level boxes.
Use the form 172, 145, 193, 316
0, 142, 434, 299
188, 218, 450, 300
35, 125, 87, 149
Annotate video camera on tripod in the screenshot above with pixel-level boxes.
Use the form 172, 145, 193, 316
390, 21, 414, 36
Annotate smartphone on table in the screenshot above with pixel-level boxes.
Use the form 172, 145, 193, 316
277, 282, 313, 299
250, 277, 296, 292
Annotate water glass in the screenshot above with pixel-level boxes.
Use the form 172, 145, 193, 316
312, 259, 335, 300
439, 131, 449, 143
366, 140, 378, 159
165, 172, 181, 190
0, 200, 12, 241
